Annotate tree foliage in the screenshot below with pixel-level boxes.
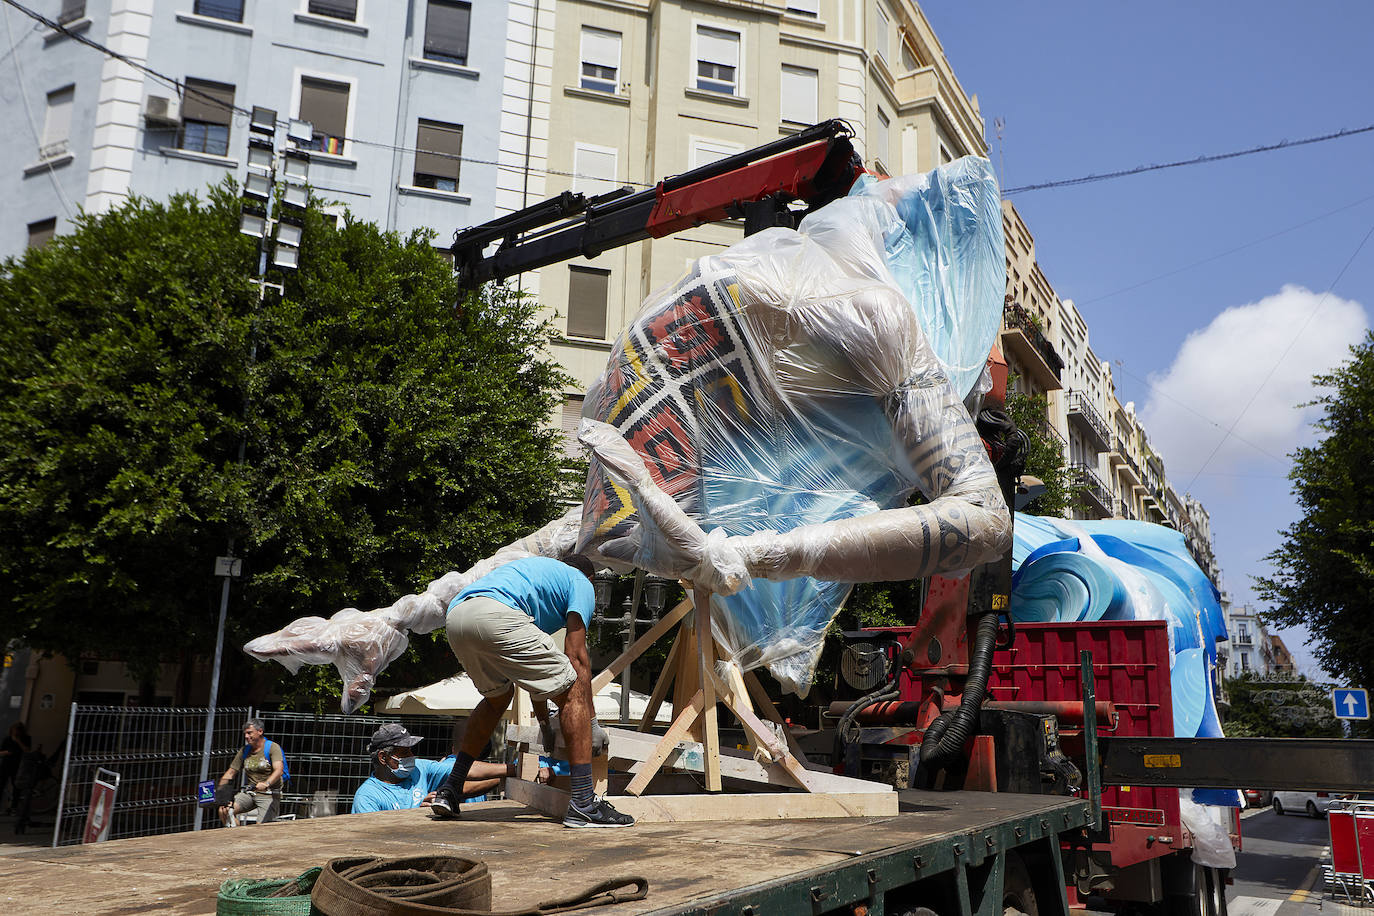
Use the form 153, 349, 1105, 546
0, 184, 575, 696
1005, 388, 1070, 517
1220, 673, 1342, 738
1254, 331, 1374, 691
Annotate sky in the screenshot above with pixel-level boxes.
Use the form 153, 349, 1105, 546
920, 2, 1374, 680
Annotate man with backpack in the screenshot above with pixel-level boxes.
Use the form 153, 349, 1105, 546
217, 717, 286, 826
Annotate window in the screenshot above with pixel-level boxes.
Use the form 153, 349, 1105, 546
1239, 652, 1250, 672
308, 0, 357, 20
572, 144, 618, 197
786, 0, 818, 16
900, 42, 918, 72
579, 27, 621, 93
875, 6, 890, 62
193, 0, 243, 20
690, 137, 743, 171
567, 267, 609, 339
560, 395, 586, 458
179, 78, 235, 156
939, 142, 952, 165
874, 108, 890, 169
58, 0, 84, 24
424, 0, 470, 65
27, 217, 56, 249
780, 65, 817, 125
695, 25, 740, 96
299, 77, 350, 155
41, 85, 73, 160
413, 119, 463, 191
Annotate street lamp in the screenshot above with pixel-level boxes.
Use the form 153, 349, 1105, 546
642, 575, 672, 620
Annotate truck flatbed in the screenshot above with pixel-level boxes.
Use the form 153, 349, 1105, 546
0, 790, 1090, 915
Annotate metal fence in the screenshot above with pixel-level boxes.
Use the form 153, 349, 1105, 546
51, 704, 454, 846
52, 705, 252, 846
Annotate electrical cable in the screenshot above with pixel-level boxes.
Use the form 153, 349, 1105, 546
3, 1, 76, 218
1004, 123, 1374, 196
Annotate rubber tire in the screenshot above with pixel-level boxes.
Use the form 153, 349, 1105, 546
1306, 800, 1320, 818
1272, 798, 1285, 816
1164, 864, 1207, 916
1003, 853, 1039, 916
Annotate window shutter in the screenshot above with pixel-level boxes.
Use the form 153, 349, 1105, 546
572, 146, 617, 196
580, 27, 620, 71
308, 0, 357, 20
27, 218, 56, 249
567, 267, 609, 339
43, 87, 74, 147
696, 27, 739, 67
182, 78, 236, 126
690, 139, 742, 170
780, 66, 817, 124
415, 120, 463, 181
300, 78, 349, 140
786, 0, 819, 15
561, 395, 586, 457
425, 0, 471, 64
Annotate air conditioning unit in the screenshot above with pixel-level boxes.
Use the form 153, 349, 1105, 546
143, 95, 181, 126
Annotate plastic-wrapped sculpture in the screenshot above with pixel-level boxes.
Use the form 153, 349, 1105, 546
246, 158, 1013, 711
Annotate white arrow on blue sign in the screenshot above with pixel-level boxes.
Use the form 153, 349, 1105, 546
1331, 688, 1369, 720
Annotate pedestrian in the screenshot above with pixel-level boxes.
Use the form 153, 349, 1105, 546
216, 718, 285, 826
0, 722, 32, 813
352, 723, 515, 813
431, 555, 633, 828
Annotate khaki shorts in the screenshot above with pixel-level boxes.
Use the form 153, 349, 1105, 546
446, 596, 576, 702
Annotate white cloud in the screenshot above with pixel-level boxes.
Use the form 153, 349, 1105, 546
1141, 284, 1368, 478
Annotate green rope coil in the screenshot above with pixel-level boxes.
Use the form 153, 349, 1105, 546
216, 867, 321, 916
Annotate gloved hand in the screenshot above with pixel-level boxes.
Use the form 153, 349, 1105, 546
538, 711, 561, 754
590, 718, 610, 757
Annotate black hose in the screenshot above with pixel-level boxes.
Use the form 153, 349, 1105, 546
919, 610, 999, 765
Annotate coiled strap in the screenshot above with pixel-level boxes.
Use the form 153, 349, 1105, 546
311, 855, 648, 916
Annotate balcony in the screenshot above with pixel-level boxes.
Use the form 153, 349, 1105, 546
1113, 498, 1136, 520
1069, 462, 1112, 518
1067, 391, 1111, 452
1111, 436, 1144, 485
1001, 303, 1064, 392
1027, 415, 1066, 459
1234, 634, 1252, 646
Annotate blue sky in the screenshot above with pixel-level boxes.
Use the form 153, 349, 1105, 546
920, 3, 1374, 679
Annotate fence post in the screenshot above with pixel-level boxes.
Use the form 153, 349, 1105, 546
50, 702, 77, 848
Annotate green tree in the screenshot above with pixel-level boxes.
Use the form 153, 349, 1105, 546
1220, 673, 1342, 738
1255, 331, 1374, 693
0, 184, 575, 702
1005, 388, 1070, 517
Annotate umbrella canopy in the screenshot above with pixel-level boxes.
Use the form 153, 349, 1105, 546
382, 674, 673, 724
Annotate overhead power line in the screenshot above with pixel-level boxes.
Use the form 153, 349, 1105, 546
1003, 123, 1374, 195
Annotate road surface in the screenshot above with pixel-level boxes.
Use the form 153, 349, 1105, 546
1228, 806, 1332, 916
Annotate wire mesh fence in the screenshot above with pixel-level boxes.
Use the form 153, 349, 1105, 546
52, 705, 251, 846
51, 704, 455, 846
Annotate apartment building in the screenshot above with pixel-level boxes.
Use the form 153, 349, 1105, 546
1217, 604, 1291, 679
535, 0, 989, 410
3, 0, 518, 257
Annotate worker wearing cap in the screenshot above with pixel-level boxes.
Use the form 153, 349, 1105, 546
432, 555, 633, 828
352, 724, 513, 814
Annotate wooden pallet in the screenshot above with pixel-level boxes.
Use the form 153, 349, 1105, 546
506, 586, 897, 821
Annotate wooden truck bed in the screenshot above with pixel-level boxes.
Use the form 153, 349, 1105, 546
0, 791, 1090, 915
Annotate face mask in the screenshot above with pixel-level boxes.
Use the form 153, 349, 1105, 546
388, 757, 416, 779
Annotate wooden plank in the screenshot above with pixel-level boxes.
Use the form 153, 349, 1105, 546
506, 778, 896, 822
503, 774, 570, 819
637, 629, 681, 732
693, 588, 722, 792
590, 597, 693, 694
624, 689, 704, 796
707, 668, 810, 792
674, 622, 701, 743
740, 662, 811, 765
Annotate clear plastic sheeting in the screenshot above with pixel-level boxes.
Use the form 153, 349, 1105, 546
244, 507, 583, 712
1179, 795, 1238, 868
576, 157, 1010, 695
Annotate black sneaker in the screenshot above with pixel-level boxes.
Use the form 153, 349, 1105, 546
429, 786, 460, 820
563, 795, 635, 828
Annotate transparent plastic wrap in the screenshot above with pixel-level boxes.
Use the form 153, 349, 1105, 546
576, 158, 1010, 695
243, 507, 581, 712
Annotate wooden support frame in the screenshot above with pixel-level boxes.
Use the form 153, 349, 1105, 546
502, 581, 895, 820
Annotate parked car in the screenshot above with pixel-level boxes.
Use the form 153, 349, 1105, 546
1271, 790, 1353, 817
1243, 789, 1273, 808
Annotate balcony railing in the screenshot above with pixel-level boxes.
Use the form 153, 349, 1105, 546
1002, 302, 1065, 380
1235, 634, 1252, 646
1113, 436, 1144, 482
1067, 390, 1111, 451
1114, 498, 1136, 520
1068, 462, 1111, 516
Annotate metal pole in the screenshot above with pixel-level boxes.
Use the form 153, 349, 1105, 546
195, 558, 235, 832
49, 701, 77, 848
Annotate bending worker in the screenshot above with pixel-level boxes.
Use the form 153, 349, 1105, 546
431, 555, 633, 828
353, 723, 513, 813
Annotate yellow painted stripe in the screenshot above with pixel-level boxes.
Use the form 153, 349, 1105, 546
1287, 863, 1320, 902
607, 338, 651, 425
594, 480, 638, 536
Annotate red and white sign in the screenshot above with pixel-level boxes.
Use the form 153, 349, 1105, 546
82, 769, 120, 844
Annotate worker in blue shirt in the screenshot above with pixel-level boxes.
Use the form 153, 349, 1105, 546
352, 724, 513, 813
431, 555, 633, 828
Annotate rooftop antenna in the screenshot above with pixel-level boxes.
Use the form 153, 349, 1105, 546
993, 116, 1006, 192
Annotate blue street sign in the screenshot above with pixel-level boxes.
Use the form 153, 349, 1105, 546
1331, 688, 1369, 720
